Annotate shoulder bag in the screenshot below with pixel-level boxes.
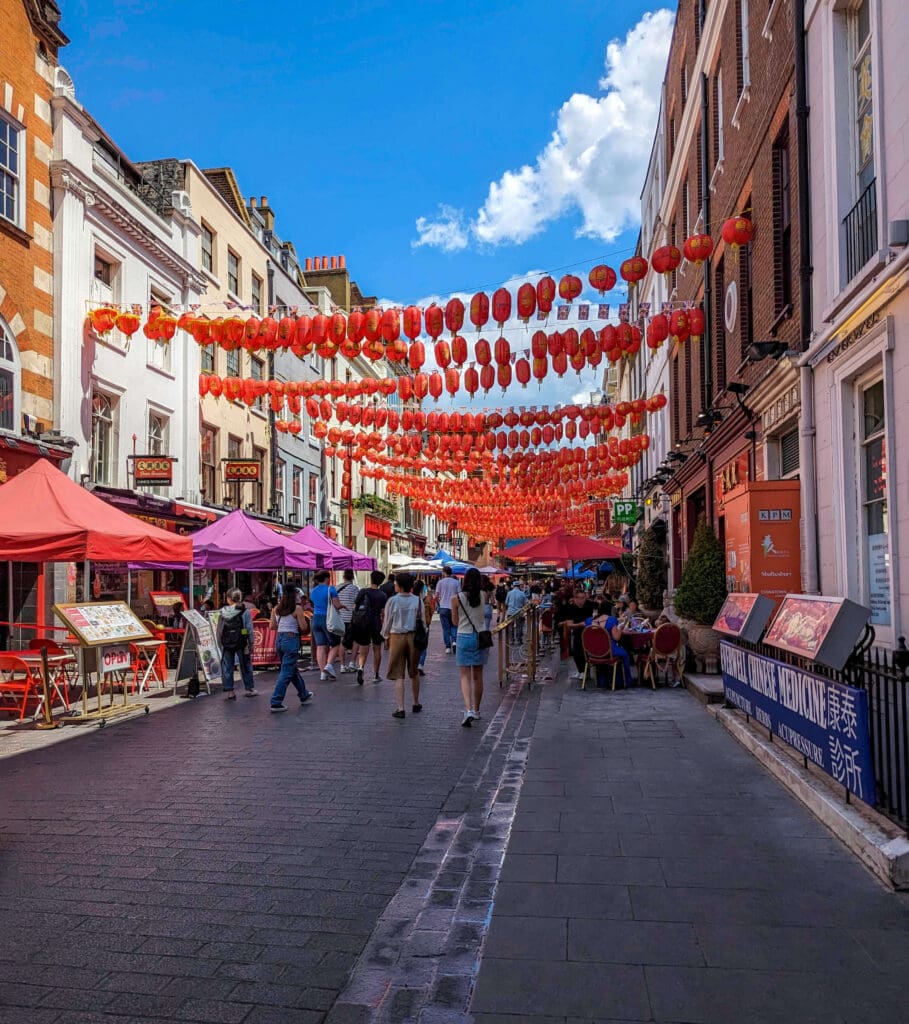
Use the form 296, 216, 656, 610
413, 597, 429, 652
459, 594, 493, 649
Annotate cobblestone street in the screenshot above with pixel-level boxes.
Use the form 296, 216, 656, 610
2, 645, 909, 1023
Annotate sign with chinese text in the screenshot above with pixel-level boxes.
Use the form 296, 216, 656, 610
224, 460, 261, 481
612, 500, 639, 525
593, 503, 611, 535
720, 641, 875, 803
132, 456, 175, 486
365, 515, 392, 541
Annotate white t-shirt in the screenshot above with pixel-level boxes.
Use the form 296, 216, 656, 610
435, 576, 461, 608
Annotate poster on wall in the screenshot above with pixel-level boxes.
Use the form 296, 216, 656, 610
720, 641, 875, 803
764, 594, 871, 671
866, 534, 891, 627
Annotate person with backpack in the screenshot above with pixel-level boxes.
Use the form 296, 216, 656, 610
217, 588, 257, 699
351, 570, 388, 685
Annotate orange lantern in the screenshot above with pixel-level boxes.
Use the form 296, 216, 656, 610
311, 314, 329, 347
89, 307, 119, 334
651, 245, 682, 276
558, 274, 582, 302
381, 308, 400, 343
683, 233, 714, 264
434, 339, 452, 369
516, 283, 536, 323
347, 310, 366, 343
330, 312, 347, 346
588, 264, 616, 294
364, 308, 383, 343
115, 311, 140, 337
409, 340, 426, 371
470, 292, 490, 331
620, 256, 648, 285
403, 305, 422, 341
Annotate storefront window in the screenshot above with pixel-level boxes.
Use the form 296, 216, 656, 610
861, 379, 889, 625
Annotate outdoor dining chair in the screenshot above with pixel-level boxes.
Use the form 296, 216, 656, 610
643, 622, 683, 688
27, 638, 76, 708
0, 654, 41, 721
580, 625, 623, 690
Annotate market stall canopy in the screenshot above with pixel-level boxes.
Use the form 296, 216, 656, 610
507, 528, 625, 564
429, 549, 458, 564
0, 459, 193, 564
292, 525, 376, 571
190, 510, 325, 570
394, 559, 444, 575
388, 552, 416, 568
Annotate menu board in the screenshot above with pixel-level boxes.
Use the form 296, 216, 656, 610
764, 594, 870, 670
180, 609, 222, 683
713, 593, 775, 644
54, 601, 152, 647
149, 591, 185, 610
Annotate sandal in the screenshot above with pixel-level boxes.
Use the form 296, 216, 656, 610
225, 691, 236, 700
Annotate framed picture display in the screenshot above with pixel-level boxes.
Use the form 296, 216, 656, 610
763, 594, 871, 670
713, 593, 775, 643
54, 601, 152, 648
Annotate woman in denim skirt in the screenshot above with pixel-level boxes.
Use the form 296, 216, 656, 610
451, 568, 488, 728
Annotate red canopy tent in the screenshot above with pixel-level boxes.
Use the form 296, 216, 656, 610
506, 528, 625, 564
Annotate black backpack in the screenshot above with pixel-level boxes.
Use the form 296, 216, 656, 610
495, 585, 508, 604
351, 591, 372, 629
220, 612, 246, 652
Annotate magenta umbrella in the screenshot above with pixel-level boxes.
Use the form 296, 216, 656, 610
507, 528, 625, 564
292, 525, 376, 571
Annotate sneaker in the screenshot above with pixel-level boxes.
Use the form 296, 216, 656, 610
346, 662, 357, 673
244, 689, 258, 697
373, 674, 382, 684
446, 646, 452, 654
300, 690, 313, 703
418, 668, 426, 676
472, 710, 481, 720
324, 664, 338, 680
412, 703, 423, 713
356, 668, 364, 686
319, 672, 327, 681
392, 709, 406, 719
270, 704, 287, 713
461, 711, 473, 728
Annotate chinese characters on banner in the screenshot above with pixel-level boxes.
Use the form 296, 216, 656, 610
720, 642, 875, 802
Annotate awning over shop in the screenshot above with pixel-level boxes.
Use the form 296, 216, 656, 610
0, 459, 192, 564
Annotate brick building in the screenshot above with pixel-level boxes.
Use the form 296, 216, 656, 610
658, 0, 805, 601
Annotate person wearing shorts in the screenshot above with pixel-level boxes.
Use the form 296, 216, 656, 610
310, 571, 341, 680
381, 572, 423, 719
351, 570, 387, 685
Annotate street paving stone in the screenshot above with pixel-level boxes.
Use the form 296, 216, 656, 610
470, 677, 909, 1023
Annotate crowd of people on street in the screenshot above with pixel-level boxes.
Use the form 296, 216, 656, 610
213, 566, 658, 724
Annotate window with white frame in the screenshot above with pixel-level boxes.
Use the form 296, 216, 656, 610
227, 249, 240, 297
0, 319, 21, 432
201, 223, 214, 274
201, 345, 215, 373
852, 0, 874, 196
860, 378, 889, 626
147, 411, 167, 455
92, 247, 120, 305
308, 473, 318, 524
251, 273, 262, 314
275, 459, 285, 519
250, 356, 264, 411
0, 111, 23, 227
292, 467, 303, 522
735, 0, 750, 99
147, 288, 173, 372
91, 392, 117, 485
225, 347, 240, 378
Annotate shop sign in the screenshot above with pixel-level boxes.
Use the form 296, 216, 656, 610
612, 500, 639, 524
714, 452, 750, 507
98, 643, 131, 676
826, 311, 881, 364
720, 641, 875, 802
131, 455, 175, 486
365, 515, 392, 541
593, 503, 611, 534
224, 460, 261, 481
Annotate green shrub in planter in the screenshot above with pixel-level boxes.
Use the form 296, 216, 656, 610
674, 515, 727, 625
636, 525, 668, 611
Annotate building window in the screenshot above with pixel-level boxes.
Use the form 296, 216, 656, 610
695, 128, 704, 216
735, 0, 750, 98
275, 459, 285, 519
682, 178, 690, 240
0, 111, 22, 227
681, 61, 688, 106
201, 346, 214, 373
712, 66, 724, 174
91, 392, 117, 485
670, 220, 678, 294
147, 412, 167, 455
684, 343, 692, 434
308, 473, 318, 524
227, 435, 242, 506
250, 356, 264, 410
92, 248, 120, 305
147, 288, 173, 373
860, 379, 889, 625
779, 428, 800, 478
201, 424, 218, 502
713, 256, 726, 391
201, 223, 214, 274
773, 122, 793, 316
668, 115, 676, 163
251, 273, 263, 314
225, 347, 240, 378
292, 468, 303, 523
253, 446, 266, 512
227, 249, 240, 297
0, 320, 21, 432
671, 355, 680, 446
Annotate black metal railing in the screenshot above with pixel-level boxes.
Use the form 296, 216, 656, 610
842, 179, 878, 283
734, 635, 908, 833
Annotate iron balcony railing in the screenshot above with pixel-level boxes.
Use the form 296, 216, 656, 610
843, 178, 878, 283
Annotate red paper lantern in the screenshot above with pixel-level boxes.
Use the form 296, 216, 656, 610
561, 328, 580, 357
403, 305, 422, 341
475, 338, 492, 366
492, 287, 512, 328
515, 357, 531, 388
588, 264, 617, 294
347, 310, 366, 343
364, 308, 383, 343
424, 304, 444, 339
721, 216, 754, 250
464, 366, 480, 398
115, 311, 140, 337
670, 310, 691, 344
689, 306, 706, 341
469, 292, 490, 331
445, 297, 465, 336
552, 350, 568, 377
409, 340, 426, 371
277, 316, 296, 347
398, 376, 413, 402
311, 314, 329, 346
651, 245, 682, 276
480, 363, 495, 394
531, 330, 548, 359
494, 337, 511, 367
89, 307, 118, 334
683, 233, 714, 264
434, 339, 452, 369
381, 308, 400, 343
536, 276, 556, 314
620, 256, 648, 285
451, 334, 468, 365
429, 371, 443, 401
330, 312, 347, 346
516, 283, 536, 323
558, 274, 582, 302
445, 367, 460, 396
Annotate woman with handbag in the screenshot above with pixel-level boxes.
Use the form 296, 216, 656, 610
381, 572, 424, 719
451, 567, 490, 727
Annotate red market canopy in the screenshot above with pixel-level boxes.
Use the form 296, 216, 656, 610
506, 528, 625, 564
190, 510, 325, 570
292, 525, 376, 571
0, 459, 193, 564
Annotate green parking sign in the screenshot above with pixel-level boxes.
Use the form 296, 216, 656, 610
613, 500, 639, 524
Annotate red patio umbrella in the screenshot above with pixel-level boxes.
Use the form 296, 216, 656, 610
507, 528, 624, 564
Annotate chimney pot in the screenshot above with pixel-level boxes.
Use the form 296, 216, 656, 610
322, 256, 328, 268
339, 254, 346, 269
305, 257, 312, 271
249, 196, 257, 207
330, 256, 338, 269
261, 196, 268, 206
313, 257, 321, 270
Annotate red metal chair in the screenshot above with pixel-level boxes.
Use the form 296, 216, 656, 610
539, 608, 554, 650
580, 626, 623, 690
0, 654, 41, 720
27, 638, 75, 708
643, 622, 683, 688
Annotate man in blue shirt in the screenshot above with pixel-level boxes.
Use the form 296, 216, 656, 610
310, 570, 341, 680
505, 580, 528, 643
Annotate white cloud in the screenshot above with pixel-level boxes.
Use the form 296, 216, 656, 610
412, 205, 469, 252
413, 8, 674, 250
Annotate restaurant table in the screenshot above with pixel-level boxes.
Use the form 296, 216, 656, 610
13, 651, 76, 714
130, 639, 168, 694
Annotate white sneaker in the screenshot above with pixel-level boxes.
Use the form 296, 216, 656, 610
319, 672, 327, 681
472, 710, 481, 721
324, 663, 337, 679
461, 710, 473, 727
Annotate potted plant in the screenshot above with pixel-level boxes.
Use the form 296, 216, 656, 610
673, 515, 727, 672
636, 522, 668, 620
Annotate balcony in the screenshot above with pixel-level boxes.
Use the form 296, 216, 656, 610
842, 179, 878, 284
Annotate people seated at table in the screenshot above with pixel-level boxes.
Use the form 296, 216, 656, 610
555, 588, 598, 681
589, 598, 633, 687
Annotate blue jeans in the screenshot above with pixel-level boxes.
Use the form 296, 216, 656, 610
438, 608, 454, 648
270, 633, 309, 706
221, 647, 255, 692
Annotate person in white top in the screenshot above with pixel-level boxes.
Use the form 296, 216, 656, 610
451, 568, 488, 728
268, 591, 313, 712
381, 572, 424, 719
434, 565, 461, 653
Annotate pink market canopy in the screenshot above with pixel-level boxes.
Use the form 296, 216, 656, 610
189, 510, 326, 570
292, 525, 376, 571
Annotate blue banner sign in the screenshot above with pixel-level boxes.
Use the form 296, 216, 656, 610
720, 641, 876, 803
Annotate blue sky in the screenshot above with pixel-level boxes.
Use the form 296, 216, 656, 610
64, 0, 673, 316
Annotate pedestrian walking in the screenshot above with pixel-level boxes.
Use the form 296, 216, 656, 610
310, 570, 341, 680
451, 567, 488, 727
381, 572, 424, 718
217, 588, 257, 699
380, 572, 397, 599
434, 565, 461, 653
351, 570, 388, 685
335, 569, 360, 672
505, 578, 528, 643
268, 591, 314, 712
413, 578, 434, 675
